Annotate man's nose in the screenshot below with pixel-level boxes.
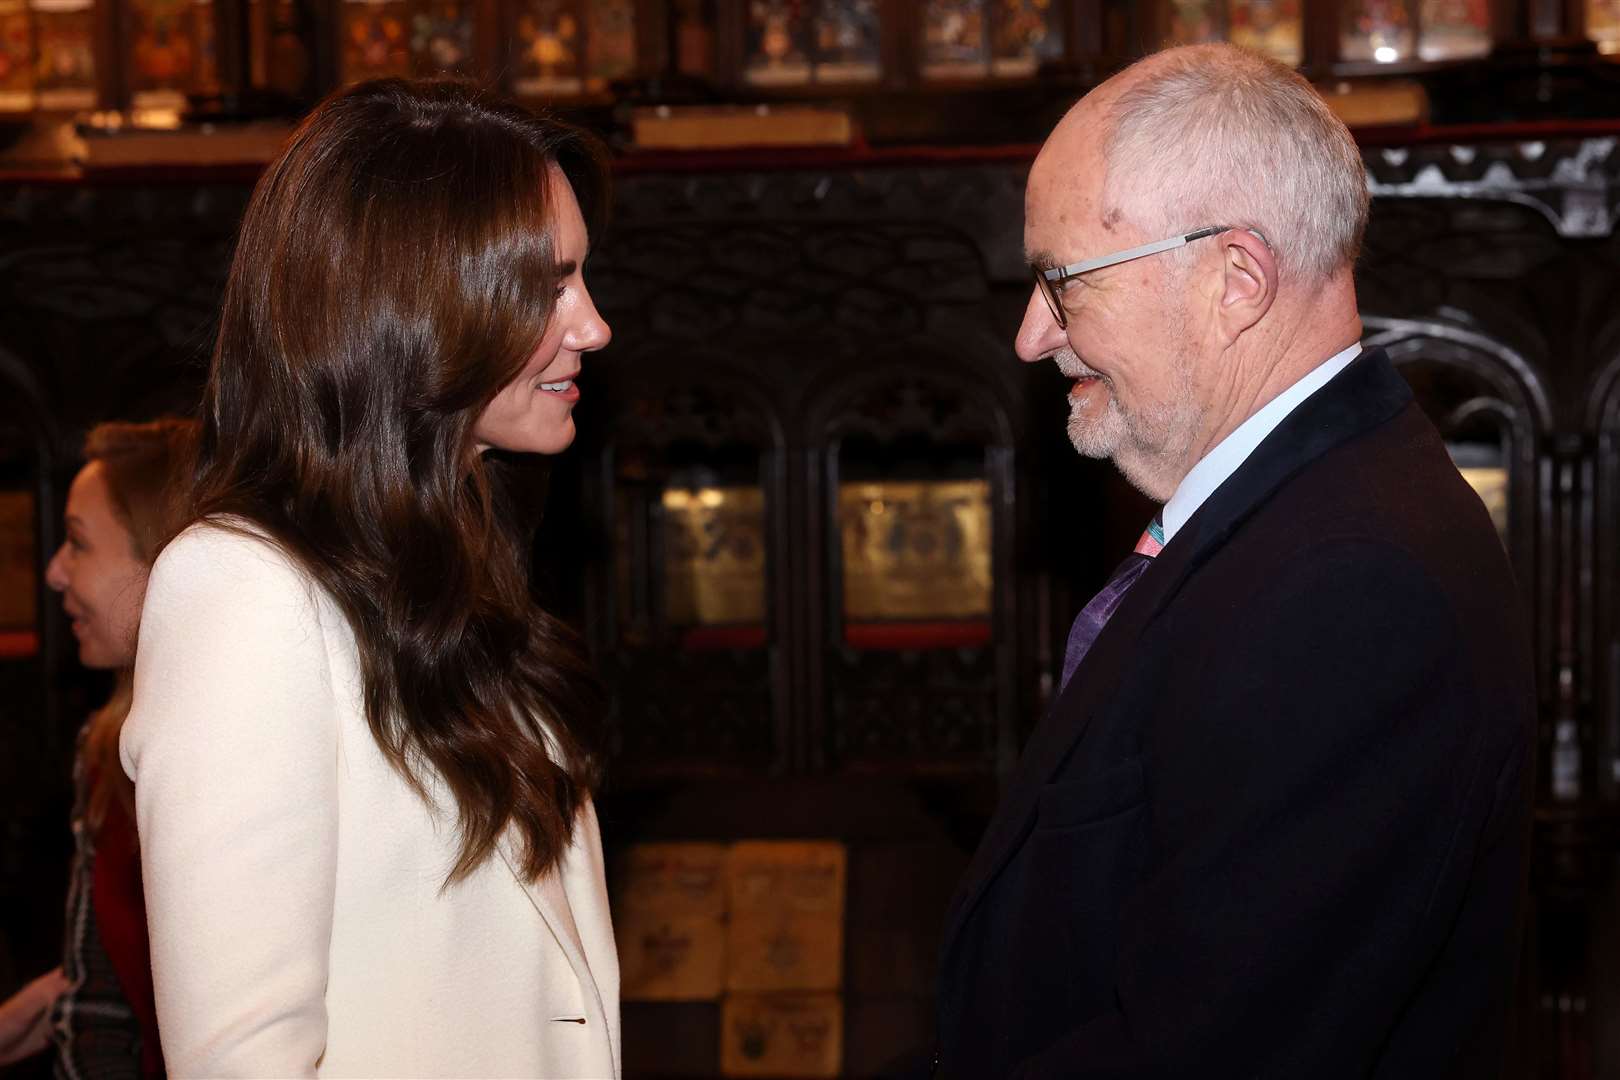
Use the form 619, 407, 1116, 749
1015, 286, 1066, 364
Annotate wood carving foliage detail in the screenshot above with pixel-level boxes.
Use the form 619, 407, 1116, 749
828, 645, 996, 766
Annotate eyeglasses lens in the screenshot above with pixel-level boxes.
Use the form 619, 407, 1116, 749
1032, 268, 1067, 329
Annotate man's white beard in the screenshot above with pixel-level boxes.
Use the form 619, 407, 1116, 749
1058, 345, 1202, 502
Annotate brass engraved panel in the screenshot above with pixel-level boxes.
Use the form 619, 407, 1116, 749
838, 480, 991, 621
661, 486, 767, 628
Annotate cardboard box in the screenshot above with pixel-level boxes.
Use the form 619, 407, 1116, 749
618, 842, 729, 916
618, 908, 726, 1002
720, 992, 842, 1078
726, 841, 845, 992
617, 843, 729, 1001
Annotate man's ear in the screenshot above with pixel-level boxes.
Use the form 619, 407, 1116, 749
1216, 229, 1277, 342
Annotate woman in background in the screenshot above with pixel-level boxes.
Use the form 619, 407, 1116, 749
120, 79, 618, 1077
0, 418, 195, 1079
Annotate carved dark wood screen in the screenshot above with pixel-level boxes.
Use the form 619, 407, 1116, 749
807, 360, 1017, 777
577, 201, 1034, 786
10, 132, 1620, 1076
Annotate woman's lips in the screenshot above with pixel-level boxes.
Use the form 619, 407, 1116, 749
539, 376, 580, 402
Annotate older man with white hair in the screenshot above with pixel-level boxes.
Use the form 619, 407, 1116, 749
932, 44, 1535, 1079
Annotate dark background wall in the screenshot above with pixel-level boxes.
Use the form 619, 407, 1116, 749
4, 132, 1620, 1076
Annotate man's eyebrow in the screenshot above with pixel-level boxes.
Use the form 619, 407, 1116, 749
1027, 249, 1057, 271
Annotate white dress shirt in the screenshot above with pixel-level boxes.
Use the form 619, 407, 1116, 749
1161, 343, 1363, 543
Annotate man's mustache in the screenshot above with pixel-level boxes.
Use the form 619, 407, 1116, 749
1052, 347, 1107, 384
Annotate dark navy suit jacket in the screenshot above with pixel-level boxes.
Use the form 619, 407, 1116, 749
934, 349, 1535, 1079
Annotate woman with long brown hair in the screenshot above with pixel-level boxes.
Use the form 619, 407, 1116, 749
0, 417, 195, 1079
119, 79, 617, 1077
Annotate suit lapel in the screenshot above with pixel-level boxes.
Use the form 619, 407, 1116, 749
939, 349, 1414, 965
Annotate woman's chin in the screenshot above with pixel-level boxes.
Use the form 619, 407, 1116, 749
76, 643, 119, 670
487, 421, 575, 456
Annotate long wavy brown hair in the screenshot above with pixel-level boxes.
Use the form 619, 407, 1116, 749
191, 78, 607, 883
80, 417, 198, 832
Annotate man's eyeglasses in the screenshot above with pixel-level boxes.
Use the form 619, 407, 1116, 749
1031, 225, 1231, 330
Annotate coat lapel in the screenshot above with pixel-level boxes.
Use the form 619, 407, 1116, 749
938, 349, 1414, 967
498, 831, 610, 1033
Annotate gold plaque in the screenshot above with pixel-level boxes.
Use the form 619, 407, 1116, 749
616, 843, 729, 1002
720, 992, 842, 1078
726, 841, 845, 993
661, 486, 768, 628
838, 480, 991, 621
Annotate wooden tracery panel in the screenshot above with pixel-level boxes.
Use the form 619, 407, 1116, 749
809, 362, 1017, 776
588, 369, 791, 782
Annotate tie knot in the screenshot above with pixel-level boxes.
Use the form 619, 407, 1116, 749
1134, 515, 1165, 558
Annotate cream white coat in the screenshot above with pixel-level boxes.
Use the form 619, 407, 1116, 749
121, 523, 620, 1079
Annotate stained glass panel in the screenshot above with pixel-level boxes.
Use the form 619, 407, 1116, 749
816, 0, 880, 82
1229, 0, 1301, 64
991, 0, 1061, 76
249, 0, 312, 97
411, 0, 474, 74
194, 0, 218, 92
1165, 0, 1221, 45
341, 0, 411, 82
32, 0, 96, 110
586, 0, 634, 90
1418, 0, 1489, 59
673, 0, 714, 77
1340, 0, 1415, 62
0, 0, 33, 110
923, 0, 989, 78
127, 0, 205, 108
745, 0, 811, 86
1593, 0, 1620, 54
512, 0, 580, 95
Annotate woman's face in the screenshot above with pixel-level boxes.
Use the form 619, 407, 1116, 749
44, 462, 148, 670
474, 166, 612, 456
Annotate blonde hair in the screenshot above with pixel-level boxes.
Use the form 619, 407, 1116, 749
78, 418, 196, 831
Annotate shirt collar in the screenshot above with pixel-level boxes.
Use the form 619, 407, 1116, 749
1161, 342, 1363, 543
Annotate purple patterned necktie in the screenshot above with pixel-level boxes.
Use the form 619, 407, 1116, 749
1059, 516, 1164, 691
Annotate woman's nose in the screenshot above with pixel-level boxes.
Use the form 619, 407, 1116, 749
44, 543, 70, 592
569, 287, 612, 354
